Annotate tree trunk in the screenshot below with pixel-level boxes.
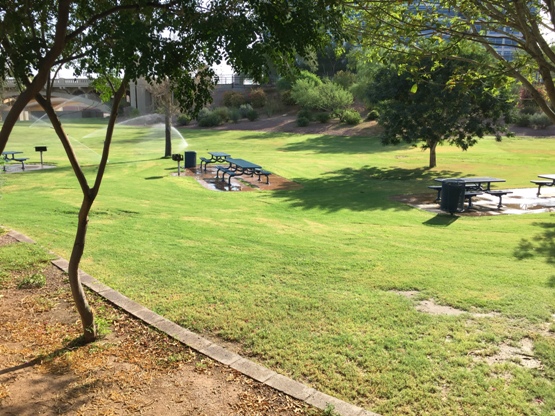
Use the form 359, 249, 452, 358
69, 197, 97, 342
164, 99, 172, 157
428, 140, 437, 168
34, 79, 128, 343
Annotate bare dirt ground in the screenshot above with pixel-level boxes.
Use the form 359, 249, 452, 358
0, 234, 322, 416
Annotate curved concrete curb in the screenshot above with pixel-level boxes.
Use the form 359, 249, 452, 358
8, 230, 380, 416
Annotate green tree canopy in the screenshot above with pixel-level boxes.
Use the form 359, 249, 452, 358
368, 50, 515, 168
345, 0, 555, 122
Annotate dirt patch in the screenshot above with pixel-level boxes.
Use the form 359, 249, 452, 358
0, 239, 322, 415
392, 290, 548, 369
172, 165, 303, 192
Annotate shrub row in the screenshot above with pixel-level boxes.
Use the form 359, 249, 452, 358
222, 88, 267, 109
196, 104, 259, 127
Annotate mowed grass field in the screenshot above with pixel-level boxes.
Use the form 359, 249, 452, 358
1, 118, 554, 415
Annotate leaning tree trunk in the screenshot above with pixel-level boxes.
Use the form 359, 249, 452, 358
35, 79, 128, 343
68, 197, 97, 342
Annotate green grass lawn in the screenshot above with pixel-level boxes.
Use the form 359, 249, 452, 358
1, 118, 554, 415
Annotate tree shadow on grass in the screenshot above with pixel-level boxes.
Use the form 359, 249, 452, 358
514, 219, 555, 287
271, 166, 461, 213
278, 134, 412, 154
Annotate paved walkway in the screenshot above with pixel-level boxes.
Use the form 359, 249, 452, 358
7, 230, 380, 416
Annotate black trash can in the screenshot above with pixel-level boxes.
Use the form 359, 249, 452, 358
440, 179, 465, 214
184, 151, 196, 168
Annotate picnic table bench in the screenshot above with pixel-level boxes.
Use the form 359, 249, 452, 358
200, 151, 230, 171
2, 151, 28, 171
531, 175, 555, 196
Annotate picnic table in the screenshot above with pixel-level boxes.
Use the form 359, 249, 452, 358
216, 158, 262, 187
531, 174, 555, 196
200, 151, 230, 171
2, 151, 28, 171
432, 177, 510, 211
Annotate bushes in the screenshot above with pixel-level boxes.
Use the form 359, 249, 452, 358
291, 77, 353, 116
297, 116, 310, 127
197, 111, 222, 127
529, 113, 553, 129
248, 88, 267, 108
245, 109, 259, 121
222, 90, 246, 107
365, 109, 379, 121
176, 113, 191, 125
230, 108, 241, 123
513, 112, 553, 129
212, 107, 230, 123
340, 109, 362, 125
316, 112, 331, 123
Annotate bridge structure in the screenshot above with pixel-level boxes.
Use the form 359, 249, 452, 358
2, 74, 257, 120
2, 78, 111, 120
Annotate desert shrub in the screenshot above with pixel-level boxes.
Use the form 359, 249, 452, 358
297, 116, 310, 127
230, 108, 241, 123
197, 107, 211, 120
213, 107, 230, 123
316, 112, 330, 123
298, 108, 313, 121
264, 97, 284, 117
365, 109, 379, 121
246, 108, 259, 121
340, 109, 362, 125
513, 113, 531, 127
279, 90, 296, 106
176, 114, 191, 125
332, 70, 356, 90
223, 90, 246, 107
197, 110, 222, 127
291, 78, 353, 115
529, 113, 553, 129
248, 88, 267, 108
276, 76, 293, 92
239, 103, 253, 118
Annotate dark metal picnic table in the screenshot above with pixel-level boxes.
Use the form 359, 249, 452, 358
2, 151, 28, 171
225, 158, 261, 177
200, 151, 230, 171
531, 174, 555, 196
432, 177, 508, 212
2, 151, 24, 160
434, 177, 506, 191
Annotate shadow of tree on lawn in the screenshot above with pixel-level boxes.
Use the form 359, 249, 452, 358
514, 219, 555, 287
271, 165, 462, 213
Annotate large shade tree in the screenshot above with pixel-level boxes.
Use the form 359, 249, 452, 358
367, 49, 515, 168
344, 1, 555, 121
0, 0, 345, 342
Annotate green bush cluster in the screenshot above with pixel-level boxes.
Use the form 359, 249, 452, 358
529, 113, 553, 129
365, 109, 379, 121
248, 88, 267, 108
213, 107, 230, 123
222, 90, 246, 107
197, 108, 223, 127
513, 112, 553, 129
316, 112, 331, 123
176, 114, 191, 125
340, 109, 362, 125
297, 116, 310, 127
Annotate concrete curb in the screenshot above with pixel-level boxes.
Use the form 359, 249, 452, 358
8, 230, 380, 416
